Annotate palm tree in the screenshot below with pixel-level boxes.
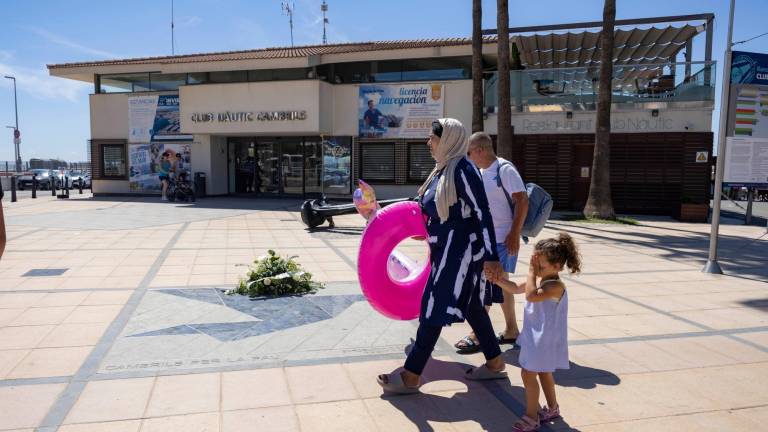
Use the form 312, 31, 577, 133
496, 0, 512, 160
583, 0, 616, 219
471, 0, 484, 133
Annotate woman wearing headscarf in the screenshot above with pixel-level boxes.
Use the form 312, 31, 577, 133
378, 118, 507, 394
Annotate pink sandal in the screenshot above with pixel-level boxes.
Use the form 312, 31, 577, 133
538, 405, 560, 422
512, 415, 540, 432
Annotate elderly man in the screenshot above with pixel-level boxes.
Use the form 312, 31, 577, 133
455, 132, 528, 353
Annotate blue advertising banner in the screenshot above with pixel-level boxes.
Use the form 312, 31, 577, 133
731, 51, 768, 85
128, 95, 190, 143
358, 83, 444, 139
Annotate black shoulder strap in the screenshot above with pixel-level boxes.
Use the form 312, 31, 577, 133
496, 160, 516, 213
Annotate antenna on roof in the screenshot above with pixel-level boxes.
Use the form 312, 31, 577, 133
282, 2, 295, 47
171, 0, 175, 55
321, 0, 329, 45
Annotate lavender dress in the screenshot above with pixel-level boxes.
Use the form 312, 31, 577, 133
518, 281, 570, 373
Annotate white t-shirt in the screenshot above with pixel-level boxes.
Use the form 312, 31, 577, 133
480, 158, 526, 241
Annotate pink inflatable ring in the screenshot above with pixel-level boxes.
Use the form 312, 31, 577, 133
357, 201, 430, 320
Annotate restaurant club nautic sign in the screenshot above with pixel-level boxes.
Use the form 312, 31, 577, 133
190, 110, 307, 123
731, 51, 768, 85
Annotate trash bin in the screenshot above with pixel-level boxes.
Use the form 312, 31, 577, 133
194, 172, 206, 197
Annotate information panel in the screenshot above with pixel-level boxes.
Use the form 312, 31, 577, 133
723, 137, 768, 186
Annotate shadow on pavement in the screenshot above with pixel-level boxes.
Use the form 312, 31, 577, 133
380, 356, 585, 431
545, 220, 768, 282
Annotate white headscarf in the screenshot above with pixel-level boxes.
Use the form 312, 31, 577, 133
417, 118, 469, 223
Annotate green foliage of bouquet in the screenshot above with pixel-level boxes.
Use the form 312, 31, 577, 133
228, 250, 323, 297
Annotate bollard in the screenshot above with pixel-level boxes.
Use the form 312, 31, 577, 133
32, 175, 37, 199
65, 176, 70, 197
11, 176, 17, 203
51, 176, 57, 196
78, 177, 83, 194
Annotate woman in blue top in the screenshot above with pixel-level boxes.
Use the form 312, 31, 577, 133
158, 153, 172, 201
377, 118, 507, 394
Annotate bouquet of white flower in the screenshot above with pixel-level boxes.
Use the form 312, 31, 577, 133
229, 250, 323, 297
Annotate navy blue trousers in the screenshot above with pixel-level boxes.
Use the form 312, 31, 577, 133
404, 291, 501, 375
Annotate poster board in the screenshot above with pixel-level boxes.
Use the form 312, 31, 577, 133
723, 137, 768, 186
358, 84, 444, 139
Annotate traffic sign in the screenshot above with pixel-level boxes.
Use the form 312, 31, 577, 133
14, 137, 20, 145
13, 129, 19, 139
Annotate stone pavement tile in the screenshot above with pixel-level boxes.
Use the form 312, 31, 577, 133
0, 349, 29, 379
156, 266, 190, 276
82, 291, 133, 306
566, 344, 650, 375
221, 406, 299, 432
0, 308, 25, 326
730, 405, 768, 428
58, 277, 107, 289
569, 313, 703, 339
37, 291, 91, 307
149, 275, 190, 287
37, 322, 109, 348
110, 266, 152, 277
15, 277, 66, 290
9, 306, 77, 326
0, 325, 55, 349
0, 277, 27, 290
64, 305, 122, 324
7, 346, 92, 379
100, 277, 145, 289
364, 397, 458, 432
431, 388, 520, 432
58, 420, 142, 432
221, 368, 291, 411
285, 363, 359, 404
65, 377, 156, 424
144, 373, 220, 418
0, 293, 47, 308
295, 400, 378, 432
579, 410, 761, 432
0, 384, 65, 430
606, 340, 705, 372
675, 307, 768, 330
139, 412, 219, 432
342, 358, 407, 399
734, 331, 768, 349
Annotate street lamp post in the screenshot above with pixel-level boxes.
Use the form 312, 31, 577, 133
704, 0, 736, 274
4, 75, 20, 172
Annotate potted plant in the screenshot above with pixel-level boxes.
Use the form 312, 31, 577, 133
679, 196, 709, 222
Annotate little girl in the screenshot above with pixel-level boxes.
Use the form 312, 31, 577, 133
488, 232, 581, 431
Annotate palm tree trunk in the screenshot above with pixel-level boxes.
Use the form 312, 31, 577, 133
496, 0, 512, 160
471, 0, 484, 133
583, 0, 616, 219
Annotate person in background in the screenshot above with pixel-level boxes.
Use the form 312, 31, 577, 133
455, 132, 529, 353
158, 153, 172, 201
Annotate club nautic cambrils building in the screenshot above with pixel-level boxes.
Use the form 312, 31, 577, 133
48, 13, 716, 219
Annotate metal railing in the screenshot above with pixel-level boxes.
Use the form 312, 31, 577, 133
485, 61, 716, 111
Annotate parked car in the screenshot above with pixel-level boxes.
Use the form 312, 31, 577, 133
53, 170, 76, 189
17, 169, 54, 190
68, 171, 91, 188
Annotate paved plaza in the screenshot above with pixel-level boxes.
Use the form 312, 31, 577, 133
0, 193, 766, 431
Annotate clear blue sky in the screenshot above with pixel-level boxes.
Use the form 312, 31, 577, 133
0, 0, 766, 162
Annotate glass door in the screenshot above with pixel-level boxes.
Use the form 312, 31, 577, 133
281, 138, 304, 195
303, 137, 322, 196
256, 140, 280, 195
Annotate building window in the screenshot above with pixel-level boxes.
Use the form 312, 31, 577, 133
360, 143, 395, 182
187, 73, 208, 85
101, 144, 126, 178
402, 57, 471, 81
149, 73, 186, 91
100, 73, 151, 93
408, 142, 433, 182
209, 70, 248, 83
334, 62, 371, 84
